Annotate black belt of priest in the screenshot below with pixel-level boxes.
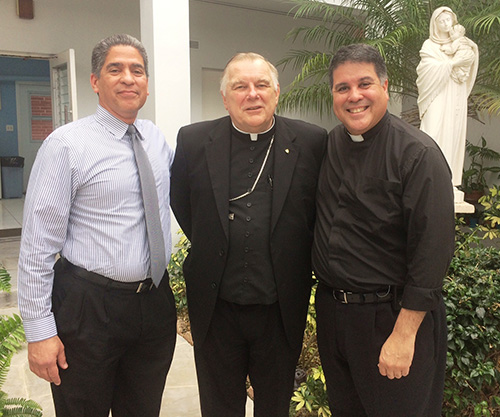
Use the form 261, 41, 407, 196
320, 282, 398, 304
59, 258, 154, 294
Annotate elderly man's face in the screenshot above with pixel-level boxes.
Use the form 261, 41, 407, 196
222, 59, 279, 133
331, 61, 389, 135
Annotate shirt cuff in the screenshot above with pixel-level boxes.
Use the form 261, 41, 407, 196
22, 314, 58, 343
401, 285, 442, 311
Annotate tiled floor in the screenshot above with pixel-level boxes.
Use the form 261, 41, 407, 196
0, 197, 23, 237
0, 197, 254, 416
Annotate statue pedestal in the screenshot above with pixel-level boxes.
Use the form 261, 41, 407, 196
454, 188, 475, 214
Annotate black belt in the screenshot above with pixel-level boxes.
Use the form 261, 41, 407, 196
59, 258, 155, 294
321, 283, 396, 304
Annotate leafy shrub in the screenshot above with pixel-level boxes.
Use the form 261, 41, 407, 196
290, 287, 330, 416
443, 245, 500, 416
167, 231, 190, 316
0, 265, 42, 416
479, 185, 500, 240
291, 366, 330, 417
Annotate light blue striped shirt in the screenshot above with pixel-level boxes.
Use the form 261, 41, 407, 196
18, 106, 174, 342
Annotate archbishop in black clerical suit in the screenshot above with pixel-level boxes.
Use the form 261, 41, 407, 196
171, 113, 326, 416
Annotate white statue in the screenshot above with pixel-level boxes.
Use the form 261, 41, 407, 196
416, 7, 479, 189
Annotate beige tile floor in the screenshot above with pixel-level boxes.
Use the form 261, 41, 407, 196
0, 197, 254, 416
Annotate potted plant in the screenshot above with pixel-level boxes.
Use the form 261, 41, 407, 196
460, 137, 500, 203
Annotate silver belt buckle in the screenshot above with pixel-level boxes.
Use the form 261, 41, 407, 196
136, 281, 153, 293
334, 289, 349, 304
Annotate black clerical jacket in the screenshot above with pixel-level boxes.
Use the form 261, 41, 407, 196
170, 115, 327, 347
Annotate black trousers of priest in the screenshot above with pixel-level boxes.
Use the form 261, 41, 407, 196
50, 260, 177, 417
315, 283, 447, 417
193, 298, 302, 417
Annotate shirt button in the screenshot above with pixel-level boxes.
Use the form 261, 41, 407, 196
245, 232, 250, 237
248, 172, 253, 178
250, 146, 255, 151
219, 249, 225, 256
246, 216, 251, 222
249, 158, 254, 164
246, 202, 252, 208
211, 282, 217, 289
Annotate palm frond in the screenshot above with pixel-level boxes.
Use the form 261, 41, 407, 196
0, 268, 12, 293
0, 394, 43, 416
278, 83, 333, 117
0, 315, 26, 361
0, 314, 26, 390
280, 0, 500, 117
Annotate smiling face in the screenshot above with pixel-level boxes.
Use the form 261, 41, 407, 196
332, 61, 389, 135
90, 45, 149, 124
221, 58, 280, 133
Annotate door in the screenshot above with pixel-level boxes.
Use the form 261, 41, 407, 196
16, 82, 51, 191
50, 49, 78, 128
16, 49, 78, 191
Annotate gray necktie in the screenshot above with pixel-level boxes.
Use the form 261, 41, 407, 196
128, 125, 166, 286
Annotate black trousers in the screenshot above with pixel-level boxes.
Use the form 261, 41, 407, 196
316, 283, 447, 417
193, 299, 302, 417
50, 260, 177, 417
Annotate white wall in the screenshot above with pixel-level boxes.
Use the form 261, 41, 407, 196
1, 0, 497, 165
0, 0, 142, 120
188, 0, 338, 131
189, 0, 500, 178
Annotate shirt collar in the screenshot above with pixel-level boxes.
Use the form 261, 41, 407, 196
231, 117, 275, 141
95, 105, 139, 140
344, 111, 390, 142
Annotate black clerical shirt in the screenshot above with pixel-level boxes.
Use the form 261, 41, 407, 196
219, 127, 277, 305
312, 112, 455, 311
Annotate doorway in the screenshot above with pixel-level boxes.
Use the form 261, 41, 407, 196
0, 50, 78, 193
16, 81, 51, 191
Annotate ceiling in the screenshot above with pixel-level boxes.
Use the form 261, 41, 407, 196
193, 0, 314, 16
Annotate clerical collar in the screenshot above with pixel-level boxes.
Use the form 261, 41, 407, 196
348, 133, 364, 142
232, 117, 275, 141
345, 111, 390, 142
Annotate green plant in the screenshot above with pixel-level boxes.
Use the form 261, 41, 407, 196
461, 138, 500, 194
290, 366, 331, 417
167, 231, 190, 316
278, 0, 500, 118
0, 265, 42, 416
297, 288, 321, 372
479, 185, 500, 240
290, 285, 330, 417
443, 244, 500, 416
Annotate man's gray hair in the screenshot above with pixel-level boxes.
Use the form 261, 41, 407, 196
91, 34, 149, 78
328, 44, 388, 90
220, 52, 279, 96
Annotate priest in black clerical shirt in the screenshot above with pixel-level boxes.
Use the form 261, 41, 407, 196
312, 44, 455, 417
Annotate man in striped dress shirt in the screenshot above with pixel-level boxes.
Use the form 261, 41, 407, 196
17, 34, 177, 417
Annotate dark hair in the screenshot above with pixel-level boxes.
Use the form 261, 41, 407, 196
91, 34, 148, 78
328, 44, 387, 89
